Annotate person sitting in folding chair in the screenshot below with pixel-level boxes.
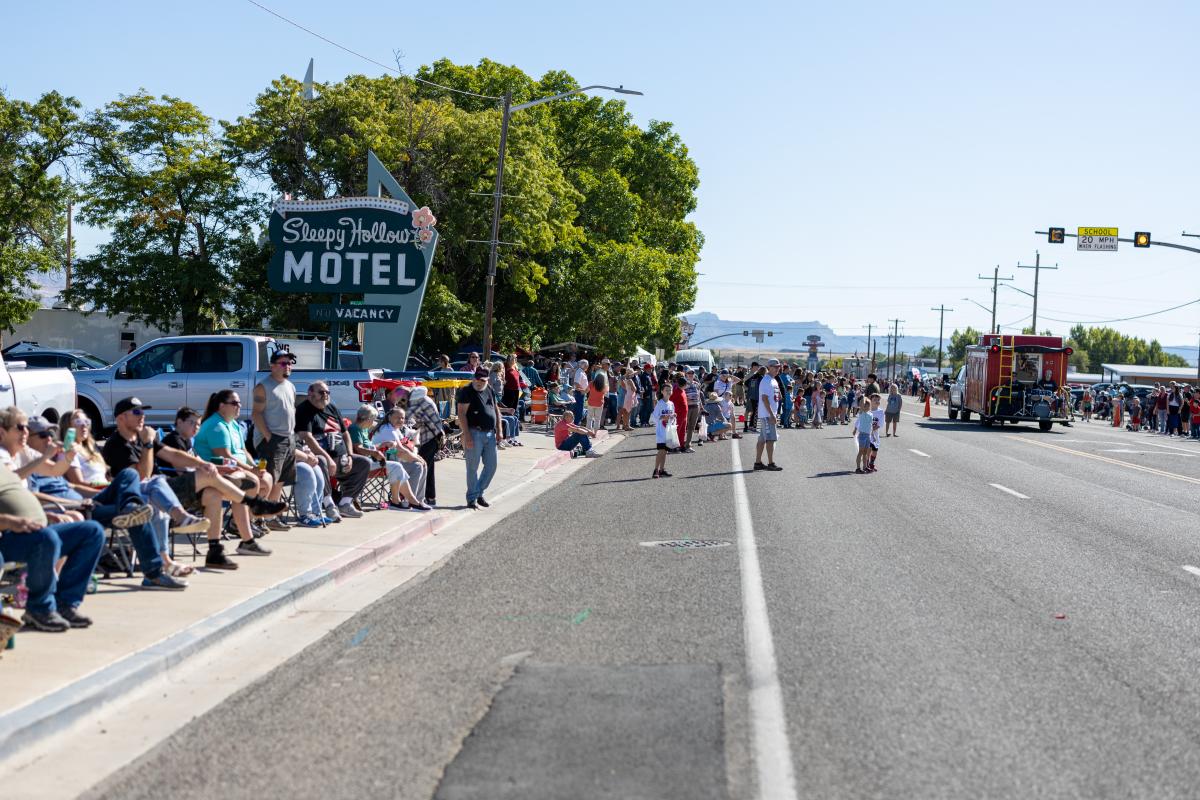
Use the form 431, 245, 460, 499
358, 406, 431, 511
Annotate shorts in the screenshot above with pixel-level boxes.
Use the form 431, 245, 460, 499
259, 433, 296, 484
885, 412, 899, 423
657, 442, 669, 451
856, 432, 872, 448
758, 419, 778, 442
166, 471, 200, 510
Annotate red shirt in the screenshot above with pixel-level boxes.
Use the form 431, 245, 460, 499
1191, 398, 1200, 424
504, 367, 520, 393
553, 419, 572, 447
671, 385, 687, 415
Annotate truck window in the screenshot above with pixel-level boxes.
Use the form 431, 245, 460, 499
184, 342, 244, 373
126, 343, 186, 379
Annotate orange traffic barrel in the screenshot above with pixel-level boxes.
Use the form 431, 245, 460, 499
531, 387, 548, 422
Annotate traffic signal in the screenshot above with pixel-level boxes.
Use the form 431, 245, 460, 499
742, 330, 749, 336
1048, 227, 1065, 244
1134, 231, 1151, 248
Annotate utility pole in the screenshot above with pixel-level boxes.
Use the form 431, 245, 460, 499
481, 90, 512, 359
1016, 251, 1057, 333
887, 318, 904, 383
930, 304, 953, 373
978, 265, 1014, 334
862, 323, 875, 370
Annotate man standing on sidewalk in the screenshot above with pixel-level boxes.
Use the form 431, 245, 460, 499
457, 366, 503, 510
754, 359, 783, 471
253, 350, 300, 532
637, 362, 657, 427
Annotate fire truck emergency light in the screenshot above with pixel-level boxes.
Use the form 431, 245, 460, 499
989, 344, 1000, 354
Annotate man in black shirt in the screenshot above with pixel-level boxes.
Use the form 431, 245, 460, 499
294, 380, 371, 518
103, 397, 283, 579
456, 366, 502, 510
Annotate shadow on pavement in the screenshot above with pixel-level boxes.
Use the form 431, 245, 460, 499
680, 470, 754, 479
807, 470, 856, 478
914, 421, 1058, 435
581, 477, 656, 486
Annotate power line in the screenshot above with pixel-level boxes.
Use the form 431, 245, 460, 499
1037, 297, 1200, 325
244, 0, 502, 101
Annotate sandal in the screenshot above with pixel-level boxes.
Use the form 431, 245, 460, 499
169, 563, 195, 578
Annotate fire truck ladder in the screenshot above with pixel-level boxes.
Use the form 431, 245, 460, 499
990, 335, 1017, 416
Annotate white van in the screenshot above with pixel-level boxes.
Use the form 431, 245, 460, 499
674, 348, 715, 373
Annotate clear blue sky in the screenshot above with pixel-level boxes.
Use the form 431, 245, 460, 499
5, 0, 1199, 347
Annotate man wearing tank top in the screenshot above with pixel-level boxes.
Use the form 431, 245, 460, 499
252, 350, 298, 511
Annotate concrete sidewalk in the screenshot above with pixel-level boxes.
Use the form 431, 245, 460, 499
0, 426, 613, 758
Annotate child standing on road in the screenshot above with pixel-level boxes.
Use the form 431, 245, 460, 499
868, 394, 884, 472
854, 398, 873, 474
651, 383, 676, 478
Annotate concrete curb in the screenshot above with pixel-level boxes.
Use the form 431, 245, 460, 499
0, 433, 616, 761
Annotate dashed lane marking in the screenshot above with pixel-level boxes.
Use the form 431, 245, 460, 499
989, 483, 1030, 499
908, 449, 931, 458
1011, 436, 1200, 487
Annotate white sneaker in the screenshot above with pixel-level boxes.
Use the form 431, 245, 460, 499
585, 451, 602, 458
338, 501, 363, 519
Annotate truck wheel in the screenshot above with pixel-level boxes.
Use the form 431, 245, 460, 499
948, 404, 959, 420
981, 416, 993, 427
960, 409, 972, 422
1039, 420, 1053, 432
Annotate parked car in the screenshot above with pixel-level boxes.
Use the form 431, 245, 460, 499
0, 359, 76, 424
73, 334, 383, 431
2, 342, 110, 371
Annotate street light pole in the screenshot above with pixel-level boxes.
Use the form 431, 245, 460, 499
888, 318, 904, 382
480, 84, 642, 357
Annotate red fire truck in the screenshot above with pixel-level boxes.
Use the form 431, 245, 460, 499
947, 334, 1074, 431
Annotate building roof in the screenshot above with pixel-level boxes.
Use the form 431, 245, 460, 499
1099, 363, 1200, 381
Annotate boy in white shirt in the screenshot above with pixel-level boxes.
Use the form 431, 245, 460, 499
868, 394, 884, 472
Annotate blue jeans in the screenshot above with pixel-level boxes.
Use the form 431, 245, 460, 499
780, 391, 792, 427
464, 429, 498, 503
88, 468, 163, 578
573, 390, 586, 422
0, 521, 104, 614
639, 395, 654, 427
142, 475, 183, 514
557, 432, 592, 453
294, 461, 326, 516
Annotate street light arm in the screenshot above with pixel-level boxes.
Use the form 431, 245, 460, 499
511, 85, 643, 112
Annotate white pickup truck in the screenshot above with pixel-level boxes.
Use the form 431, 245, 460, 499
0, 359, 77, 424
74, 334, 383, 430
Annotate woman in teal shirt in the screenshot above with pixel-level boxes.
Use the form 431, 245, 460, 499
195, 389, 275, 504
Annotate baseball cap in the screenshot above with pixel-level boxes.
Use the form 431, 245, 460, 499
114, 397, 151, 416
26, 415, 54, 435
271, 349, 297, 364
473, 366, 489, 379
767, 358, 781, 367
720, 368, 730, 375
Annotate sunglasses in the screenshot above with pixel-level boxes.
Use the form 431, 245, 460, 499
33, 431, 52, 439
222, 399, 242, 406
12, 423, 28, 431
313, 389, 330, 396
73, 418, 91, 427
131, 408, 145, 416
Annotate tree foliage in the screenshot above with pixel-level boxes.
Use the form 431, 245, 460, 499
0, 90, 78, 332
66, 92, 258, 334
1065, 325, 1187, 373
226, 60, 702, 355
946, 327, 983, 370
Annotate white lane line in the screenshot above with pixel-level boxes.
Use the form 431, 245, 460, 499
908, 449, 931, 458
1183, 565, 1200, 578
731, 441, 799, 800
989, 483, 1030, 499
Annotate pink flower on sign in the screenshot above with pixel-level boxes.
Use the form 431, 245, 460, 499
411, 206, 437, 229
418, 228, 433, 243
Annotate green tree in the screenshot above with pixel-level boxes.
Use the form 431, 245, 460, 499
916, 344, 939, 360
0, 90, 79, 333
946, 327, 983, 370
1065, 324, 1187, 372
66, 92, 258, 333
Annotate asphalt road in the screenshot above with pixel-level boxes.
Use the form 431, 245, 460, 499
84, 404, 1200, 799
